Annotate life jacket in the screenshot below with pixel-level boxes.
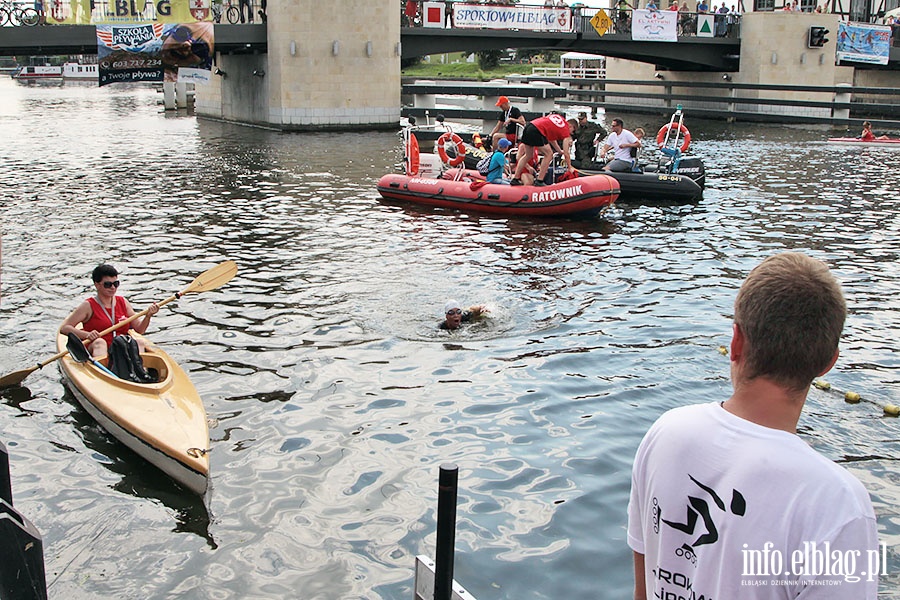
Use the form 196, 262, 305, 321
108, 334, 157, 384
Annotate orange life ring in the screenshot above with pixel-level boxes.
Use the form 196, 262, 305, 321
436, 132, 466, 166
656, 123, 691, 153
406, 133, 420, 176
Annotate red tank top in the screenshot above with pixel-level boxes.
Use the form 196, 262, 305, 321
83, 296, 130, 348
532, 114, 570, 142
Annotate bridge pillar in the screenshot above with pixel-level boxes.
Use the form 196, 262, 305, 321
196, 0, 400, 130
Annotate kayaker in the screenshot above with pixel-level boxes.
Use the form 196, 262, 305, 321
60, 264, 160, 358
440, 300, 488, 331
628, 253, 878, 599
510, 114, 575, 187
860, 121, 889, 141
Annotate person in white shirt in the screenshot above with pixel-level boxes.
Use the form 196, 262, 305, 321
628, 252, 879, 600
597, 118, 641, 172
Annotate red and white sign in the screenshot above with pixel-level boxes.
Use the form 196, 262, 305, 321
423, 2, 446, 28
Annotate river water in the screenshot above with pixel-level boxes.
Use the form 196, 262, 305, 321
1, 78, 898, 599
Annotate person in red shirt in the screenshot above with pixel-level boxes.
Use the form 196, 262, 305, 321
510, 114, 575, 186
859, 121, 889, 141
60, 264, 159, 358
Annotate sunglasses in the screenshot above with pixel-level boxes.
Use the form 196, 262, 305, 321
446, 309, 462, 316
102, 280, 120, 289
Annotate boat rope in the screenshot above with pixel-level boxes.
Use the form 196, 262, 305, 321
187, 447, 211, 457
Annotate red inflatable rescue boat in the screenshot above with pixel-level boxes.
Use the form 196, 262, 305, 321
378, 126, 619, 218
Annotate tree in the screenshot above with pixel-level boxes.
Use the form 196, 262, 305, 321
476, 50, 503, 70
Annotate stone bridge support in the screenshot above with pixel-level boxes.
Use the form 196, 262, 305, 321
196, 0, 400, 130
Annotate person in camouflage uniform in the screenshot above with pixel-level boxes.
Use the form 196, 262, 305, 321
573, 112, 606, 165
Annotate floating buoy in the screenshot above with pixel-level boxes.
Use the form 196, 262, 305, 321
813, 380, 831, 391
717, 346, 728, 355
844, 391, 860, 403
884, 404, 900, 417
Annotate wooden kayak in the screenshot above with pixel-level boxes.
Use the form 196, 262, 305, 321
57, 331, 210, 495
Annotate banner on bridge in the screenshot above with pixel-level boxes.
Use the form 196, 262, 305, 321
96, 22, 214, 86
836, 21, 891, 65
47, 0, 212, 25
631, 9, 677, 42
452, 3, 574, 33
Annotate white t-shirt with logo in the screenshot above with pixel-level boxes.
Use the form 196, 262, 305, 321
627, 402, 878, 599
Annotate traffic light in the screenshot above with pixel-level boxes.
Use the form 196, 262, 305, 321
808, 26, 830, 48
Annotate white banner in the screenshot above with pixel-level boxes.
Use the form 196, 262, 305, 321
631, 9, 677, 42
452, 3, 574, 32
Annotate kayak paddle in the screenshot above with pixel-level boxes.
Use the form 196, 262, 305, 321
0, 260, 237, 389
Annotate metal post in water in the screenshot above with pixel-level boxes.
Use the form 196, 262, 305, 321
433, 463, 458, 600
0, 441, 11, 506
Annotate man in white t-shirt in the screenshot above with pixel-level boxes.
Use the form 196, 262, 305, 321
597, 118, 641, 172
628, 252, 879, 600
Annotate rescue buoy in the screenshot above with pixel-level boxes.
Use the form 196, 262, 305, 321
656, 123, 691, 153
406, 133, 420, 176
437, 132, 466, 166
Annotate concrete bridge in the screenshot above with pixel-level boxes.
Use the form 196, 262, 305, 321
0, 13, 741, 70
1, 2, 898, 130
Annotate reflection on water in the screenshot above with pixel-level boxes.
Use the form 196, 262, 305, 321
1, 79, 898, 599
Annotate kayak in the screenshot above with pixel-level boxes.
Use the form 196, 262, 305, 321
57, 330, 210, 495
828, 137, 900, 146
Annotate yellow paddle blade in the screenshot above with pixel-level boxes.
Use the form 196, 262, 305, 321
181, 260, 238, 295
0, 367, 36, 388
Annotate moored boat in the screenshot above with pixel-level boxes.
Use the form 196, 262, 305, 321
12, 62, 98, 81
12, 65, 63, 81
57, 330, 210, 495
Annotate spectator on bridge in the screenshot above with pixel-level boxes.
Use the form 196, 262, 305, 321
647, 0, 659, 10
489, 96, 526, 152
678, 1, 692, 34
510, 114, 575, 187
697, 0, 709, 13
715, 3, 728, 36
668, 1, 679, 11
596, 118, 641, 172
616, 0, 633, 32
404, 0, 419, 26
239, 0, 252, 22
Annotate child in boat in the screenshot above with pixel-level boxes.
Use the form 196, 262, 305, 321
630, 127, 645, 163
860, 121, 889, 141
487, 138, 512, 184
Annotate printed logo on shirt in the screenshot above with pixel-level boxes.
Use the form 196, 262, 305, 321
656, 474, 747, 563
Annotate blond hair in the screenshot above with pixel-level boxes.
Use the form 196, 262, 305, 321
734, 253, 845, 390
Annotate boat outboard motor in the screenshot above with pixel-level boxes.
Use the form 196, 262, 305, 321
108, 335, 158, 383
672, 157, 705, 188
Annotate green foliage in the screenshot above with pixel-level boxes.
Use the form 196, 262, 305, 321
476, 49, 503, 70
401, 60, 556, 81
